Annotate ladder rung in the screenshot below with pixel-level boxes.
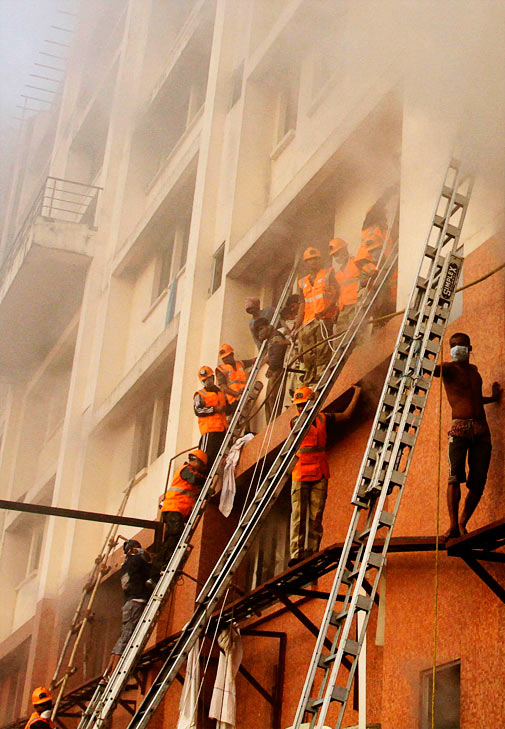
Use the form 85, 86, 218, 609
344, 639, 360, 656
330, 595, 373, 625
331, 686, 348, 703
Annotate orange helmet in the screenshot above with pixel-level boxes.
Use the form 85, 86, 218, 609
198, 365, 214, 382
218, 343, 234, 359
292, 386, 314, 405
32, 687, 52, 706
303, 247, 321, 261
188, 449, 208, 467
328, 238, 348, 255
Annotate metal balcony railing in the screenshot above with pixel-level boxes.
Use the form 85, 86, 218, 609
1, 176, 102, 276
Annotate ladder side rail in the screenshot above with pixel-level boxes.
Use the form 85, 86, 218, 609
120, 246, 399, 729
80, 260, 300, 727
350, 167, 471, 505
292, 163, 473, 729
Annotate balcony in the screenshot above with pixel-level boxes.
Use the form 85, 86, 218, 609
0, 177, 101, 378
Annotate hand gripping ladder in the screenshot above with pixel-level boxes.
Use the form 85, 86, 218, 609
291, 160, 473, 729
118, 241, 399, 729
77, 258, 300, 729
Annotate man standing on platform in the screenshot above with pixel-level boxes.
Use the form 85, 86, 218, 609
288, 384, 360, 566
435, 332, 501, 539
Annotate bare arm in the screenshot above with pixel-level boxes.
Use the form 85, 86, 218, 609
482, 381, 502, 404
331, 385, 361, 421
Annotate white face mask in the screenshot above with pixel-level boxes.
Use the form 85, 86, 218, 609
450, 345, 469, 362
40, 710, 51, 719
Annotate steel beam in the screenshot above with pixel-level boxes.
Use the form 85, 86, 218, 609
0, 499, 162, 535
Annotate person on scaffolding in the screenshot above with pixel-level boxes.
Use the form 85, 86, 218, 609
25, 688, 54, 729
294, 247, 340, 388
194, 366, 228, 468
147, 449, 208, 589
216, 344, 256, 416
103, 539, 151, 678
288, 384, 361, 566
434, 332, 501, 540
253, 317, 289, 421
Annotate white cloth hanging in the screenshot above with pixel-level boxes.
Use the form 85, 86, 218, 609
209, 624, 243, 729
176, 641, 200, 729
219, 433, 254, 517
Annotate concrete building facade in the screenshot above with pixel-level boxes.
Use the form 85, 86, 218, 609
0, 1, 504, 728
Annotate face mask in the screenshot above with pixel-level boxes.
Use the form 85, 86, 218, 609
450, 345, 469, 362
40, 711, 51, 720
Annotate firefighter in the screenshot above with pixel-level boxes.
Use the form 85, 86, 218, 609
147, 450, 208, 588
329, 238, 361, 331
194, 366, 228, 468
295, 247, 339, 387
216, 344, 255, 414
289, 384, 361, 566
25, 688, 54, 729
354, 188, 398, 314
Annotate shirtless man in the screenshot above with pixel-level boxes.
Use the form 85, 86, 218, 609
434, 332, 501, 539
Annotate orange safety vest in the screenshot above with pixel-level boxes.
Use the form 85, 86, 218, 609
161, 465, 200, 518
25, 713, 54, 729
216, 360, 247, 404
292, 413, 329, 482
335, 257, 360, 310
355, 226, 397, 301
195, 388, 227, 434
298, 269, 337, 324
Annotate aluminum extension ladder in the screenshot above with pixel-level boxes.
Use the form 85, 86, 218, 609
118, 241, 399, 729
77, 258, 300, 729
291, 160, 473, 729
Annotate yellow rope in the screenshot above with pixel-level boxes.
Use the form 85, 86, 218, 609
431, 341, 443, 728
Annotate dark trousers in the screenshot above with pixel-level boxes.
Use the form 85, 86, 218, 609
150, 511, 185, 580
199, 430, 226, 469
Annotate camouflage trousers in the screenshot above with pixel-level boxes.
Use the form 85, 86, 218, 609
299, 318, 334, 387
290, 477, 328, 560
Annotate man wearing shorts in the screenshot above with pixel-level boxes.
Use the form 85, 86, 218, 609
435, 332, 501, 539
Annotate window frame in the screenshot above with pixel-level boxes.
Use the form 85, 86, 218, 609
209, 243, 225, 296
420, 659, 461, 729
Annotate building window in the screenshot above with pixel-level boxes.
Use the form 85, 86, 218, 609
242, 485, 290, 591
152, 222, 190, 304
131, 389, 172, 477
210, 243, 225, 295
229, 61, 244, 109
274, 78, 299, 146
26, 528, 44, 577
421, 660, 460, 729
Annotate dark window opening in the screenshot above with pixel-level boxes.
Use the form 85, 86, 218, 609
210, 243, 225, 295
421, 660, 460, 729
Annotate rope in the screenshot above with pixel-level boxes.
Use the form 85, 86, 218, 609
431, 341, 444, 728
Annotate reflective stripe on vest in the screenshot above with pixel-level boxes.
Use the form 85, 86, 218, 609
161, 466, 200, 518
217, 360, 247, 404
195, 388, 227, 434
292, 413, 329, 481
26, 714, 54, 729
298, 269, 337, 324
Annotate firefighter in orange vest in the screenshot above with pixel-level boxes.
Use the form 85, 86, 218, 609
147, 449, 208, 588
295, 247, 339, 387
25, 688, 54, 729
329, 238, 361, 331
288, 384, 361, 566
354, 189, 398, 313
216, 344, 255, 414
194, 366, 228, 468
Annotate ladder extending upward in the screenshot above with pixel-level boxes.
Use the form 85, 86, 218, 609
291, 160, 473, 729
116, 242, 399, 729
77, 258, 300, 729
